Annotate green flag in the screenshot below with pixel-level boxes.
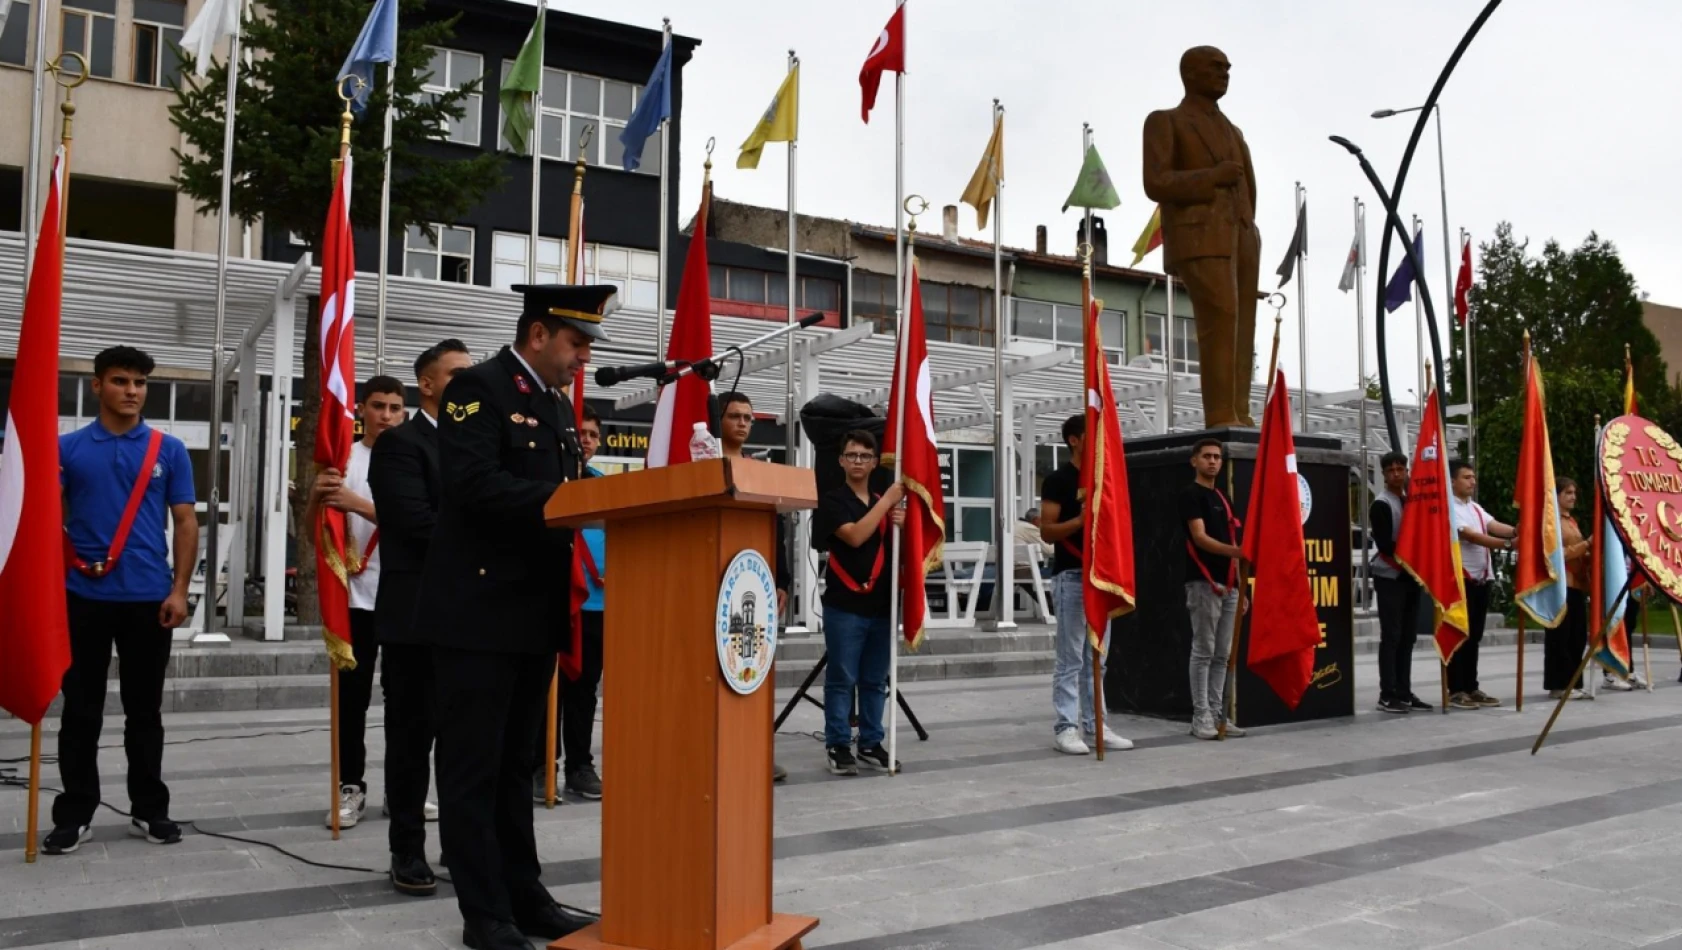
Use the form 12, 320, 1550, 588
1062, 144, 1120, 213
499, 5, 545, 155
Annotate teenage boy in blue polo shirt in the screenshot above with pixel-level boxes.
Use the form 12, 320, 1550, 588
45, 346, 197, 855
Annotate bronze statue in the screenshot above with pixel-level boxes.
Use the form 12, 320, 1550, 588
1142, 46, 1261, 428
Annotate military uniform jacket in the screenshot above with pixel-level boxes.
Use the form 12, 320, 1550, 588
413, 347, 583, 656
367, 415, 441, 645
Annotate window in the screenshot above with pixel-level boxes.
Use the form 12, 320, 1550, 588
131, 0, 184, 87
492, 232, 568, 289
489, 232, 657, 309
498, 63, 659, 174
405, 224, 474, 283
594, 244, 659, 310
0, 2, 31, 66
708, 266, 840, 315
1011, 298, 1125, 364
61, 0, 116, 79
421, 47, 483, 146
1144, 312, 1199, 374
853, 272, 897, 335
919, 280, 994, 346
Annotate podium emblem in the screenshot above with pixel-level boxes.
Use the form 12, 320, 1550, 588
717, 549, 779, 695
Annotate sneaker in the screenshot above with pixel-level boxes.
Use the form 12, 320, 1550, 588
1191, 718, 1220, 741
825, 745, 858, 776
1054, 729, 1091, 755
128, 817, 182, 845
856, 743, 900, 773
1084, 725, 1135, 751
1377, 698, 1410, 714
1470, 690, 1502, 707
1449, 692, 1480, 710
381, 799, 441, 821
40, 824, 91, 855
565, 766, 603, 800
1407, 694, 1434, 711
326, 786, 367, 829
772, 761, 788, 783
1219, 721, 1247, 738
1603, 674, 1635, 692
1629, 673, 1648, 689
531, 774, 565, 806
390, 852, 437, 896
1568, 689, 1593, 701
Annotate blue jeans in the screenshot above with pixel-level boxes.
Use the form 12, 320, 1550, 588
822, 605, 891, 748
1052, 570, 1106, 735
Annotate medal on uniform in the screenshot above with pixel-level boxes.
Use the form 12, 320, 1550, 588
526, 417, 539, 428
515, 375, 532, 394
511, 412, 526, 425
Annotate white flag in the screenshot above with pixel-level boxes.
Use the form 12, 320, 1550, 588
181, 0, 241, 78
0, 1, 14, 39
1337, 225, 1365, 294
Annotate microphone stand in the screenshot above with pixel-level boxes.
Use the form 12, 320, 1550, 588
657, 314, 822, 388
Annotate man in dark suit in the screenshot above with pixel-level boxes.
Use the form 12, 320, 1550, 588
367, 338, 472, 896
415, 287, 614, 949
1142, 45, 1261, 428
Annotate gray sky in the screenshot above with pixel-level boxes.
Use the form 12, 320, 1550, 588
550, 0, 1682, 401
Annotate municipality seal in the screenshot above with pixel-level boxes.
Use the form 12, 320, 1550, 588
716, 549, 778, 695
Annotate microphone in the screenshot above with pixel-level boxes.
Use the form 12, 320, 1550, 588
596, 361, 681, 387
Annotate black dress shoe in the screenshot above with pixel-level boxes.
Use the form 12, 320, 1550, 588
462, 918, 531, 950
390, 853, 436, 896
513, 895, 597, 939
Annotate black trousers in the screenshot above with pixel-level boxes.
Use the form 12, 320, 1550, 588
381, 641, 436, 860
338, 609, 380, 791
53, 594, 173, 828
435, 646, 552, 924
1447, 580, 1490, 695
1374, 575, 1420, 702
535, 610, 603, 775
1545, 588, 1590, 691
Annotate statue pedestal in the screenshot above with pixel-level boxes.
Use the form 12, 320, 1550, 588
1106, 428, 1357, 727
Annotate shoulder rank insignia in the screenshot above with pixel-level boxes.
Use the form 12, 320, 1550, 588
445, 401, 482, 422
515, 374, 532, 394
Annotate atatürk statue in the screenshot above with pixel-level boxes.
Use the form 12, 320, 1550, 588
1142, 46, 1261, 428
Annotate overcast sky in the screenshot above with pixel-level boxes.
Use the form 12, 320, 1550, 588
548, 0, 1682, 401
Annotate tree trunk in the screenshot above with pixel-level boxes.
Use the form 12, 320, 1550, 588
292, 293, 323, 625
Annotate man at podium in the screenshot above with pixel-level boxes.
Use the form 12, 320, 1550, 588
414, 285, 616, 949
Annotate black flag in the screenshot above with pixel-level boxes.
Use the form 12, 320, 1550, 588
1275, 199, 1307, 288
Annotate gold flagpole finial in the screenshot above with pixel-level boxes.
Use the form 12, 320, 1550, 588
335, 76, 363, 152
703, 135, 715, 180
905, 194, 928, 251
1078, 240, 1093, 280
47, 52, 88, 142
572, 124, 593, 195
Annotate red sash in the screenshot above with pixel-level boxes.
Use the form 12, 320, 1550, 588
827, 495, 889, 593
63, 429, 166, 579
581, 540, 603, 589
1186, 487, 1240, 595
347, 528, 380, 577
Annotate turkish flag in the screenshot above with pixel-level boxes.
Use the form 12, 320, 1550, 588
647, 183, 713, 467
1080, 297, 1134, 650
0, 148, 72, 725
883, 261, 945, 648
858, 3, 905, 124
1240, 370, 1320, 709
1454, 238, 1472, 326
1395, 388, 1470, 663
314, 154, 358, 671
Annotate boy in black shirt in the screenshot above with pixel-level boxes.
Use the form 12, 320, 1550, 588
1180, 438, 1247, 740
812, 430, 904, 776
1041, 414, 1133, 756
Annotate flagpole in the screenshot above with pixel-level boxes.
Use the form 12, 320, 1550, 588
375, 63, 394, 374
21, 0, 49, 292
1462, 229, 1476, 466
655, 19, 672, 357
887, 202, 922, 779
1164, 274, 1176, 434
326, 83, 357, 843
785, 50, 798, 467
528, 70, 543, 284
1535, 572, 1635, 755
1412, 214, 1425, 409
1355, 198, 1370, 626
887, 0, 908, 779
1515, 334, 1532, 712
1294, 182, 1308, 430
1080, 242, 1105, 761
990, 100, 1014, 631
1426, 361, 1448, 716
201, 12, 244, 643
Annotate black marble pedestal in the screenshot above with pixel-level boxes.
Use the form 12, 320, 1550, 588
1105, 427, 1357, 727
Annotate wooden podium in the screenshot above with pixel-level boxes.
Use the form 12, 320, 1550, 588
544, 457, 820, 950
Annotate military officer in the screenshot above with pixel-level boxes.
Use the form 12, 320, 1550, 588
415, 285, 613, 949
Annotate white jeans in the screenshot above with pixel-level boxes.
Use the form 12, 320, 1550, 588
1186, 582, 1238, 724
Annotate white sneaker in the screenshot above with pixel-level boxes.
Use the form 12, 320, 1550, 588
1084, 725, 1134, 751
326, 785, 366, 829
1191, 717, 1220, 741
1569, 689, 1593, 701
380, 799, 440, 821
1603, 675, 1635, 692
1628, 673, 1648, 690
1219, 721, 1248, 738
1053, 730, 1091, 755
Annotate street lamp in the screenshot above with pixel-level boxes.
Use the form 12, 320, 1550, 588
1373, 102, 1474, 464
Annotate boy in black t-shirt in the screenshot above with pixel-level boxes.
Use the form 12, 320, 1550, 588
812, 430, 904, 776
1180, 438, 1248, 740
1041, 415, 1133, 756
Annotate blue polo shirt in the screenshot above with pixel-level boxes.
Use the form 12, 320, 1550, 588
581, 465, 605, 613
60, 419, 195, 603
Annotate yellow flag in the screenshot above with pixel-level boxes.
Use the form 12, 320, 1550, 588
959, 114, 1004, 230
738, 66, 799, 170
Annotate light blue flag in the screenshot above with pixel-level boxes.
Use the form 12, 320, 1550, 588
338, 0, 398, 115
1594, 510, 1633, 677
619, 40, 672, 172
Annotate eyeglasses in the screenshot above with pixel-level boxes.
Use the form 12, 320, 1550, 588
841, 452, 877, 463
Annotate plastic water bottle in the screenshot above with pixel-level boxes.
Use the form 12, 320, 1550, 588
689, 422, 721, 460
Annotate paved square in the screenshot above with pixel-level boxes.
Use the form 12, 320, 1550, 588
4, 642, 1682, 949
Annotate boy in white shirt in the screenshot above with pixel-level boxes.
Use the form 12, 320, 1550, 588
1448, 460, 1518, 710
